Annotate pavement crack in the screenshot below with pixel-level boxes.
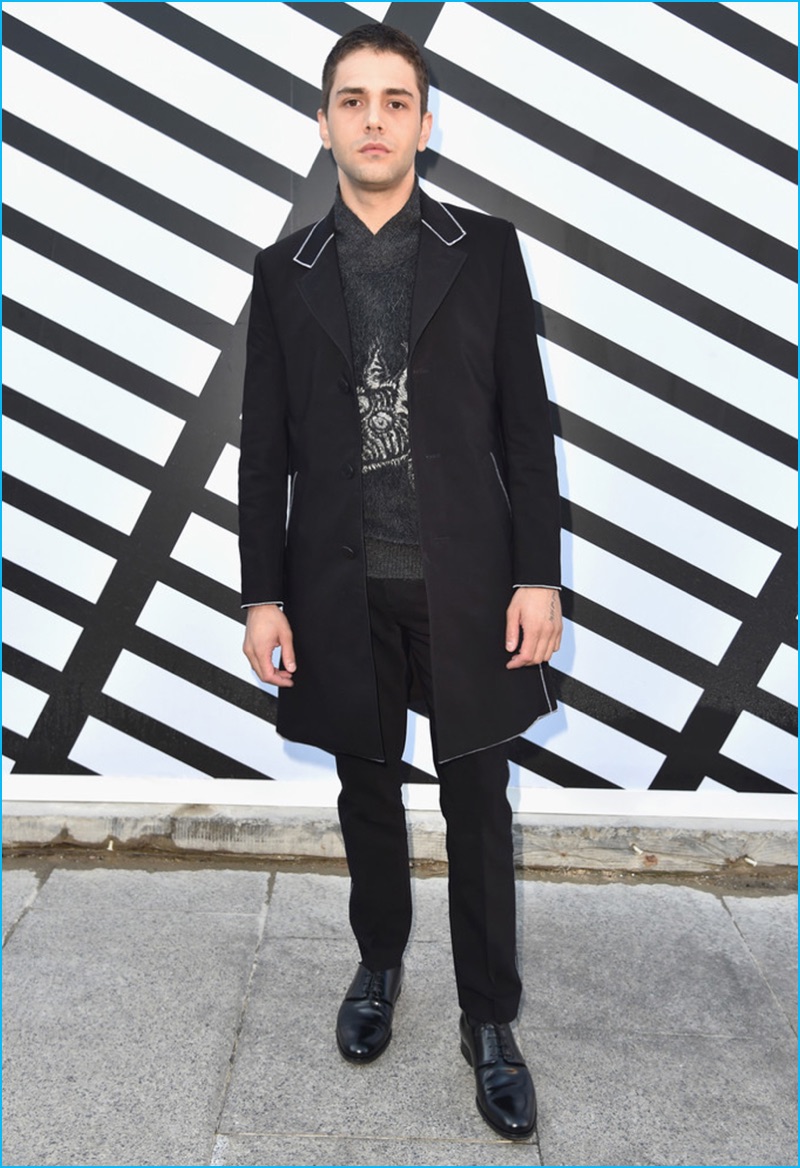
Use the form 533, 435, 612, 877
211, 871, 274, 1136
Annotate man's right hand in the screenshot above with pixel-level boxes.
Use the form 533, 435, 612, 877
243, 604, 296, 687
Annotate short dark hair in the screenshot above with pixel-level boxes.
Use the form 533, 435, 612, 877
321, 23, 430, 115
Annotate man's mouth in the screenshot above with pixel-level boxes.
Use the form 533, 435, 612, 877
360, 142, 389, 154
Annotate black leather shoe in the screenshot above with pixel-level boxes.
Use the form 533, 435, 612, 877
460, 1012, 537, 1140
336, 964, 403, 1062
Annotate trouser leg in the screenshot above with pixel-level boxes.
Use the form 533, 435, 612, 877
436, 747, 521, 1023
335, 579, 411, 972
401, 586, 521, 1023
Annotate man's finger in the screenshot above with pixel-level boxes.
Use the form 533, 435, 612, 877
505, 613, 520, 653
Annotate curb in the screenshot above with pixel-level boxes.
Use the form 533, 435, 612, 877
3, 802, 797, 873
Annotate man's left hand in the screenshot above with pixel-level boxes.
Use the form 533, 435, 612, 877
505, 588, 562, 669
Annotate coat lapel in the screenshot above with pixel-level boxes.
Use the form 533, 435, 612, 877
293, 192, 467, 368
410, 190, 467, 356
294, 209, 353, 371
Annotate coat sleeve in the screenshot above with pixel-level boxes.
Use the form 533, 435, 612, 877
238, 251, 290, 606
494, 221, 561, 588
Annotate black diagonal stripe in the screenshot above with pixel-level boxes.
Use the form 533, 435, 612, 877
562, 503, 770, 616
283, 0, 449, 57
2, 302, 194, 421
76, 695, 275, 782
4, 114, 256, 273
746, 688, 798, 735
3, 388, 161, 490
2, 646, 60, 696
561, 591, 717, 689
162, 561, 243, 623
3, 476, 125, 560
129, 627, 277, 726
550, 671, 679, 756
194, 491, 238, 538
3, 207, 232, 351
400, 765, 438, 785
421, 154, 796, 375
650, 546, 797, 790
2, 13, 297, 198
538, 303, 796, 468
658, 2, 798, 81
1, 563, 93, 630
706, 754, 796, 796
109, 1, 321, 121
475, 2, 796, 180
2, 729, 91, 777
425, 49, 796, 279
385, 2, 448, 46
507, 737, 621, 789
554, 406, 795, 546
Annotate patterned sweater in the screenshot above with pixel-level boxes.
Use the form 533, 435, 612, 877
334, 186, 423, 580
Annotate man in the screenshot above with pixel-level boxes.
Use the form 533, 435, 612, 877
239, 23, 562, 1140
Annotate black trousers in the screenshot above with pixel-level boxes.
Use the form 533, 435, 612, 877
335, 577, 521, 1023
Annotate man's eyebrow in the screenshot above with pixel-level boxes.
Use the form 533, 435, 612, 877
334, 86, 415, 98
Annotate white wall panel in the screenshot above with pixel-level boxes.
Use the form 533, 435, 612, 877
205, 444, 239, 503
102, 651, 337, 780
3, 238, 220, 394
170, 2, 336, 88
524, 701, 666, 788
2, 675, 49, 737
535, 2, 797, 148
2, 330, 184, 465
69, 717, 208, 779
3, 417, 150, 535
4, 2, 319, 178
759, 644, 798, 707
429, 4, 796, 249
3, 146, 251, 323
562, 534, 740, 664
720, 711, 798, 790
430, 87, 796, 304
543, 340, 797, 526
2, 49, 291, 247
555, 439, 781, 595
2, 504, 116, 603
170, 515, 239, 591
2, 591, 83, 670
562, 618, 702, 730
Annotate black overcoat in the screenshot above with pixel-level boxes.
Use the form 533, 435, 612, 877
239, 190, 561, 763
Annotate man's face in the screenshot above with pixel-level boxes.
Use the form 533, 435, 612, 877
318, 48, 432, 195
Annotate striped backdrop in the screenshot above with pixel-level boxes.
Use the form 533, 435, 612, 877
2, 1, 797, 803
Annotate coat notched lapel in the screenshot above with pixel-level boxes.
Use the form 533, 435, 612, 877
411, 192, 467, 357
295, 210, 353, 372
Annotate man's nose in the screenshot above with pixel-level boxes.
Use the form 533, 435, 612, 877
364, 102, 383, 131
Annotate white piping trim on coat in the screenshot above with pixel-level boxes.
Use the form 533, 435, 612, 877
421, 200, 466, 246
293, 225, 334, 268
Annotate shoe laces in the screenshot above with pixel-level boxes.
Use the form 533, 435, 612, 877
365, 969, 386, 1003
481, 1021, 517, 1062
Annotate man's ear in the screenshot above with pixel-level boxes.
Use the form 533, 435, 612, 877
417, 110, 433, 153
317, 108, 331, 150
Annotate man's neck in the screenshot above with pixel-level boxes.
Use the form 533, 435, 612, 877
337, 172, 417, 235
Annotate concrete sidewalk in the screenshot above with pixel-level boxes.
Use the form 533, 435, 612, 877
2, 857, 797, 1167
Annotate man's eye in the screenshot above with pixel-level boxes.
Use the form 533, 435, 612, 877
388, 101, 406, 110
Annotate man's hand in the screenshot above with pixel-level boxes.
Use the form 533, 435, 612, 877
243, 604, 297, 687
505, 588, 562, 670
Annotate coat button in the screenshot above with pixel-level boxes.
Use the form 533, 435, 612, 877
338, 377, 352, 394
341, 463, 354, 479
341, 545, 356, 559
